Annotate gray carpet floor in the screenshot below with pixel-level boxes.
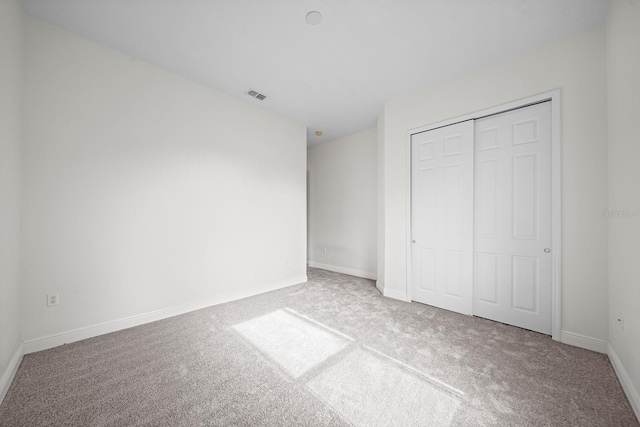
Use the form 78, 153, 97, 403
1, 267, 638, 426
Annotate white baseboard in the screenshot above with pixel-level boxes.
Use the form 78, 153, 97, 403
0, 341, 24, 405
608, 343, 640, 422
382, 286, 409, 302
560, 331, 608, 354
24, 275, 307, 354
307, 261, 377, 280
374, 279, 409, 302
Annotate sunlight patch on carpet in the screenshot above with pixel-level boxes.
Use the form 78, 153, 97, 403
306, 348, 461, 426
233, 309, 350, 377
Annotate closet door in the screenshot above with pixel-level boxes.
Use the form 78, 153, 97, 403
473, 102, 552, 334
411, 121, 474, 315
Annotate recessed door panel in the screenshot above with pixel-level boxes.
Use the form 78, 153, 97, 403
512, 256, 538, 312
512, 119, 539, 145
512, 153, 538, 240
419, 141, 436, 160
476, 159, 499, 238
420, 248, 436, 292
444, 135, 463, 157
416, 168, 436, 236
444, 164, 462, 236
476, 252, 499, 304
444, 251, 463, 297
477, 127, 500, 151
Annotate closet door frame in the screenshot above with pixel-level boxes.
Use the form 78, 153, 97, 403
405, 89, 562, 341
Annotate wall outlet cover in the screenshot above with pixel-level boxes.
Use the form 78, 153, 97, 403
47, 293, 59, 307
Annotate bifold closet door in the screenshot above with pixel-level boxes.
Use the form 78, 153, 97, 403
411, 121, 474, 315
474, 101, 552, 335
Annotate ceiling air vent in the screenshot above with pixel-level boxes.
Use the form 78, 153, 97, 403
246, 89, 267, 101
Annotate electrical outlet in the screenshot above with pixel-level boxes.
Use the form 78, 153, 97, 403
47, 293, 59, 307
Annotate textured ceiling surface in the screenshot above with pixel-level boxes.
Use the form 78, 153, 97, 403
23, 0, 611, 145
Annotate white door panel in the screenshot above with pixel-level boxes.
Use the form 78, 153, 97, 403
473, 102, 552, 334
411, 121, 474, 315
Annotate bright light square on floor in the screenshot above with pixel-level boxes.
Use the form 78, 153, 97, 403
306, 348, 461, 426
233, 309, 349, 378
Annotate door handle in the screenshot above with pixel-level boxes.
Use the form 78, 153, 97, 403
412, 240, 416, 244
544, 248, 551, 253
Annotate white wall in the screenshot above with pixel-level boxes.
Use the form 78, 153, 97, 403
379, 24, 609, 346
307, 128, 377, 279
21, 18, 307, 344
607, 0, 640, 417
0, 0, 25, 401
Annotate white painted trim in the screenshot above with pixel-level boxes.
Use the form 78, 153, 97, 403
383, 287, 409, 301
407, 90, 560, 136
24, 275, 307, 354
307, 261, 377, 280
549, 89, 563, 342
560, 331, 608, 354
0, 341, 24, 405
405, 127, 414, 302
608, 343, 640, 422
405, 90, 562, 341
374, 273, 408, 301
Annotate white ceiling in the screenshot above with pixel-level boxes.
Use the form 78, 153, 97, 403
22, 0, 611, 146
